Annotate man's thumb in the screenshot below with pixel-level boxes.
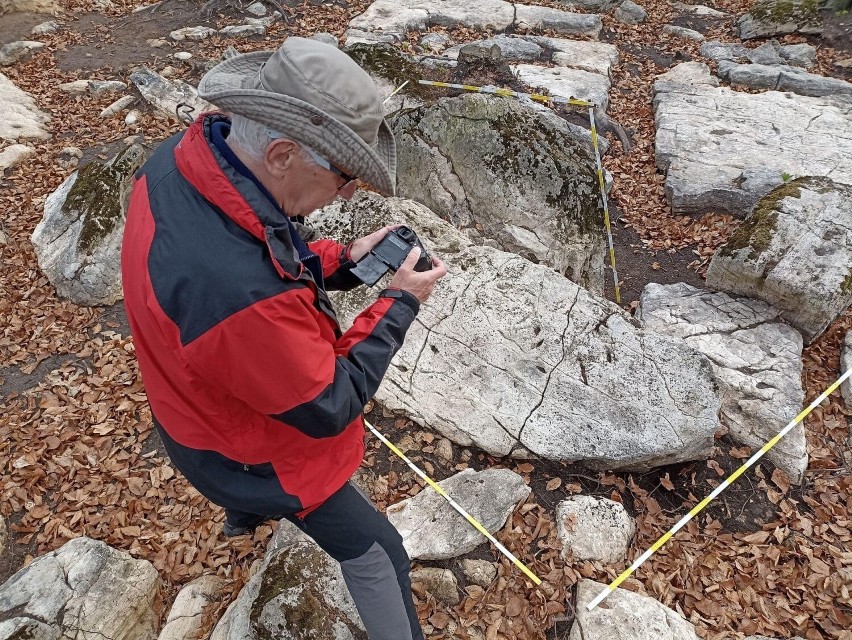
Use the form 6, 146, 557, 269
401, 246, 421, 269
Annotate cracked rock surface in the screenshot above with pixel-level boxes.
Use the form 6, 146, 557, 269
31, 143, 146, 306
386, 468, 530, 560
210, 521, 365, 640
653, 62, 852, 216
0, 71, 51, 142
570, 578, 701, 639
394, 93, 606, 292
0, 536, 160, 640
638, 282, 806, 481
312, 192, 721, 470
556, 495, 635, 564
706, 177, 852, 344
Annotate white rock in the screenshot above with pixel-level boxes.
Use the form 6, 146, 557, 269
0, 143, 35, 172
0, 40, 45, 66
778, 42, 816, 69
0, 73, 51, 142
386, 468, 530, 560
556, 495, 635, 563
653, 62, 852, 216
513, 62, 610, 109
706, 178, 852, 344
411, 567, 460, 604
671, 2, 727, 17
313, 192, 721, 469
533, 37, 619, 75
311, 32, 339, 48
461, 559, 497, 588
0, 537, 160, 640
663, 24, 704, 41
638, 283, 807, 481
614, 0, 647, 25
570, 578, 701, 639
130, 67, 214, 122
720, 62, 852, 98
89, 80, 128, 96
170, 26, 217, 41
158, 575, 225, 640
125, 109, 141, 125
31, 20, 60, 35
842, 333, 852, 409
219, 24, 265, 37
56, 145, 83, 169
31, 144, 147, 306
699, 40, 749, 63
147, 38, 169, 48
173, 51, 192, 60
245, 15, 276, 27
246, 0, 266, 15
58, 79, 91, 95
513, 5, 602, 38
99, 95, 136, 118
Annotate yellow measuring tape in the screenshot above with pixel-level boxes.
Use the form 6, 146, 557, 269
365, 419, 542, 585
587, 367, 852, 610
417, 79, 621, 304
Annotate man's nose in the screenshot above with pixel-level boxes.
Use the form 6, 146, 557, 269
338, 181, 358, 200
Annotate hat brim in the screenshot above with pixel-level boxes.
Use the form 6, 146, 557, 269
198, 51, 396, 196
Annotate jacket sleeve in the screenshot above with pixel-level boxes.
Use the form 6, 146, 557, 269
307, 239, 363, 291
184, 287, 419, 438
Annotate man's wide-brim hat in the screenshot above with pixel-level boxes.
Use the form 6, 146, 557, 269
198, 37, 396, 196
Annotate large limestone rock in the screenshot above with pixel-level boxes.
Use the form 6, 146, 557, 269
0, 72, 51, 142
394, 93, 606, 292
737, 0, 823, 40
312, 192, 721, 470
158, 575, 225, 640
556, 496, 635, 563
210, 521, 365, 640
386, 468, 530, 560
31, 144, 146, 306
653, 62, 852, 216
638, 283, 806, 481
706, 178, 852, 344
0, 536, 160, 640
348, 0, 602, 39
512, 64, 611, 109
570, 578, 701, 639
130, 68, 214, 123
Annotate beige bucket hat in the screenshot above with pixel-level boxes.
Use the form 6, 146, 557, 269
198, 37, 396, 196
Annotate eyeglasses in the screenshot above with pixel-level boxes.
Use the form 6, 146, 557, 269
303, 146, 357, 191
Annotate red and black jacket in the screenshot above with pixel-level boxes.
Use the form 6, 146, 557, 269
121, 114, 419, 515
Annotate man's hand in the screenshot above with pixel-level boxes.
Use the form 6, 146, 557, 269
389, 247, 448, 303
349, 225, 401, 263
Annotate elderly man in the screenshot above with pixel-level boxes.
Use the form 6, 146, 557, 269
121, 37, 446, 640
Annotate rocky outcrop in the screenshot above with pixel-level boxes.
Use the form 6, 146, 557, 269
571, 578, 701, 639
210, 521, 365, 639
556, 496, 635, 563
312, 192, 721, 470
0, 72, 51, 142
717, 61, 852, 98
737, 0, 823, 40
0, 536, 160, 640
393, 94, 606, 291
638, 283, 806, 481
706, 178, 852, 344
386, 468, 530, 560
31, 144, 146, 306
653, 62, 852, 216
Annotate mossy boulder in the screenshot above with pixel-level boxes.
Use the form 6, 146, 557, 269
737, 0, 823, 39
393, 93, 605, 292
31, 144, 146, 306
707, 177, 852, 343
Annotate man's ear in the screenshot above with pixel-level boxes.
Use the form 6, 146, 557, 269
265, 138, 299, 178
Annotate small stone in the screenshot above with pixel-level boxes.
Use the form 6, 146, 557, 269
58, 79, 91, 95
170, 26, 217, 42
461, 559, 497, 588
419, 32, 451, 53
246, 1, 266, 15
125, 110, 141, 125
0, 144, 35, 172
160, 65, 176, 77
837, 57, 852, 69
147, 38, 169, 48
699, 40, 749, 63
57, 146, 83, 169
434, 438, 453, 462
123, 135, 143, 145
89, 80, 128, 96
173, 51, 193, 60
31, 21, 60, 35
778, 43, 817, 69
311, 32, 339, 48
663, 24, 705, 41
746, 41, 785, 66
557, 496, 636, 563
99, 95, 136, 118
245, 15, 276, 27
410, 567, 459, 605
614, 0, 647, 25
218, 24, 265, 38
0, 40, 46, 66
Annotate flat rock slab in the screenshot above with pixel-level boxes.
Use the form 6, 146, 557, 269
706, 177, 852, 344
512, 63, 610, 109
130, 68, 213, 123
349, 0, 601, 39
386, 468, 530, 560
0, 536, 160, 640
312, 192, 721, 470
0, 72, 51, 142
737, 0, 822, 39
638, 282, 806, 481
571, 578, 701, 639
718, 61, 852, 98
654, 62, 852, 216
556, 495, 635, 563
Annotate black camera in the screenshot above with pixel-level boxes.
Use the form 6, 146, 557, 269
351, 226, 433, 287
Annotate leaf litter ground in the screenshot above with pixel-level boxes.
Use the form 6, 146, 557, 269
0, 0, 851, 638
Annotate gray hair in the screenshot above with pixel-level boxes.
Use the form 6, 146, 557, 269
228, 114, 319, 167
